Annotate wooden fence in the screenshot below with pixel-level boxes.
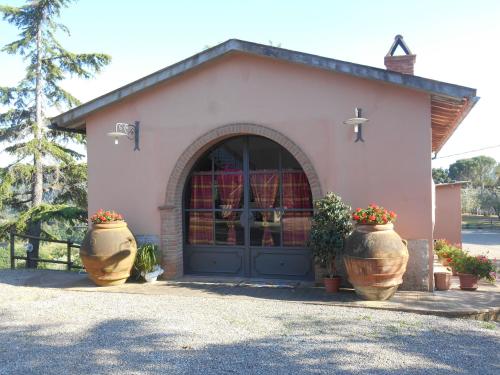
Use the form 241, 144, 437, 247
9, 231, 83, 270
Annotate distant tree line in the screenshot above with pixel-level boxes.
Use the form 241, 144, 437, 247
433, 156, 500, 219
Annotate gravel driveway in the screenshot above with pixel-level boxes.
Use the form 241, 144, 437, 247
0, 273, 498, 375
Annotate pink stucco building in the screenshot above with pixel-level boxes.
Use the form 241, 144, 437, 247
434, 182, 465, 247
51, 36, 477, 291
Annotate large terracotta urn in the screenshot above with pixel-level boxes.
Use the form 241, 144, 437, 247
80, 221, 137, 286
343, 223, 408, 300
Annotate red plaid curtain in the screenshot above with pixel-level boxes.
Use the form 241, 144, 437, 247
282, 171, 312, 246
188, 174, 213, 245
216, 172, 243, 245
250, 172, 279, 246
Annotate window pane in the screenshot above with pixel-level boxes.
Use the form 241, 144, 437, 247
212, 138, 244, 171
249, 136, 279, 170
215, 211, 244, 246
192, 153, 212, 172
250, 210, 281, 247
186, 174, 213, 209
282, 211, 312, 247
282, 171, 312, 209
186, 211, 214, 245
249, 172, 279, 209
282, 151, 301, 170
215, 173, 243, 209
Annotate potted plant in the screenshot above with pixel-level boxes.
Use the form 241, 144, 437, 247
308, 193, 352, 293
133, 243, 164, 283
434, 239, 463, 271
80, 209, 137, 286
434, 239, 452, 266
344, 204, 408, 300
450, 254, 496, 291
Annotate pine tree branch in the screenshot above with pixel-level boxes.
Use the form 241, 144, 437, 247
1, 0, 104, 226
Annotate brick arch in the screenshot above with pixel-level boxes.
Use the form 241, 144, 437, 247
159, 123, 323, 279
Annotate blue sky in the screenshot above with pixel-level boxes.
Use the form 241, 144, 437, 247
1, 0, 499, 168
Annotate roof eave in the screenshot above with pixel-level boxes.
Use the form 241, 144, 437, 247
50, 39, 478, 132
435, 181, 470, 187
433, 96, 480, 153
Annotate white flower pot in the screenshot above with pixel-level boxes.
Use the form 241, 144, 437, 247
142, 265, 164, 283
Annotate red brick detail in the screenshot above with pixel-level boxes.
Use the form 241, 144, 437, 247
159, 123, 323, 279
384, 55, 416, 75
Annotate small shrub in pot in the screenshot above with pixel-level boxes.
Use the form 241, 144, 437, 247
434, 239, 464, 269
451, 253, 496, 290
308, 193, 352, 292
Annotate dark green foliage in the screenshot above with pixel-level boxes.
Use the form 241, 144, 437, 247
308, 192, 353, 278
432, 168, 452, 184
48, 162, 88, 208
447, 156, 499, 216
479, 187, 500, 219
448, 156, 497, 188
0, 203, 86, 239
0, 1, 110, 254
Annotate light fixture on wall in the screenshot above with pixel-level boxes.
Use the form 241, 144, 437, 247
343, 108, 369, 143
107, 121, 140, 151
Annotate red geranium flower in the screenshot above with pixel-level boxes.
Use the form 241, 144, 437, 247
351, 205, 397, 225
91, 209, 124, 224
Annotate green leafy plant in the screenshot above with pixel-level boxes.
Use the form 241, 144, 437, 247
308, 193, 353, 278
133, 243, 159, 277
451, 254, 497, 282
434, 239, 450, 253
351, 204, 397, 225
434, 239, 464, 263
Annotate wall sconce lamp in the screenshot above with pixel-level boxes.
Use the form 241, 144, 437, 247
343, 108, 369, 142
107, 121, 140, 151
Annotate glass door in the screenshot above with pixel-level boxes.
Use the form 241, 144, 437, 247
184, 135, 314, 279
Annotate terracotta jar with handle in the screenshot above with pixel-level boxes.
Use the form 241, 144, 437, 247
80, 221, 137, 286
343, 223, 409, 300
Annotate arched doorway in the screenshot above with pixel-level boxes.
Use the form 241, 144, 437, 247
183, 135, 314, 279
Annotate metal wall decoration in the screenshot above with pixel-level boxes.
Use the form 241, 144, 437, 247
343, 108, 369, 143
107, 121, 140, 151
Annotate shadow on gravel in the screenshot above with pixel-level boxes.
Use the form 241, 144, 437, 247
0, 313, 498, 374
168, 281, 361, 303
